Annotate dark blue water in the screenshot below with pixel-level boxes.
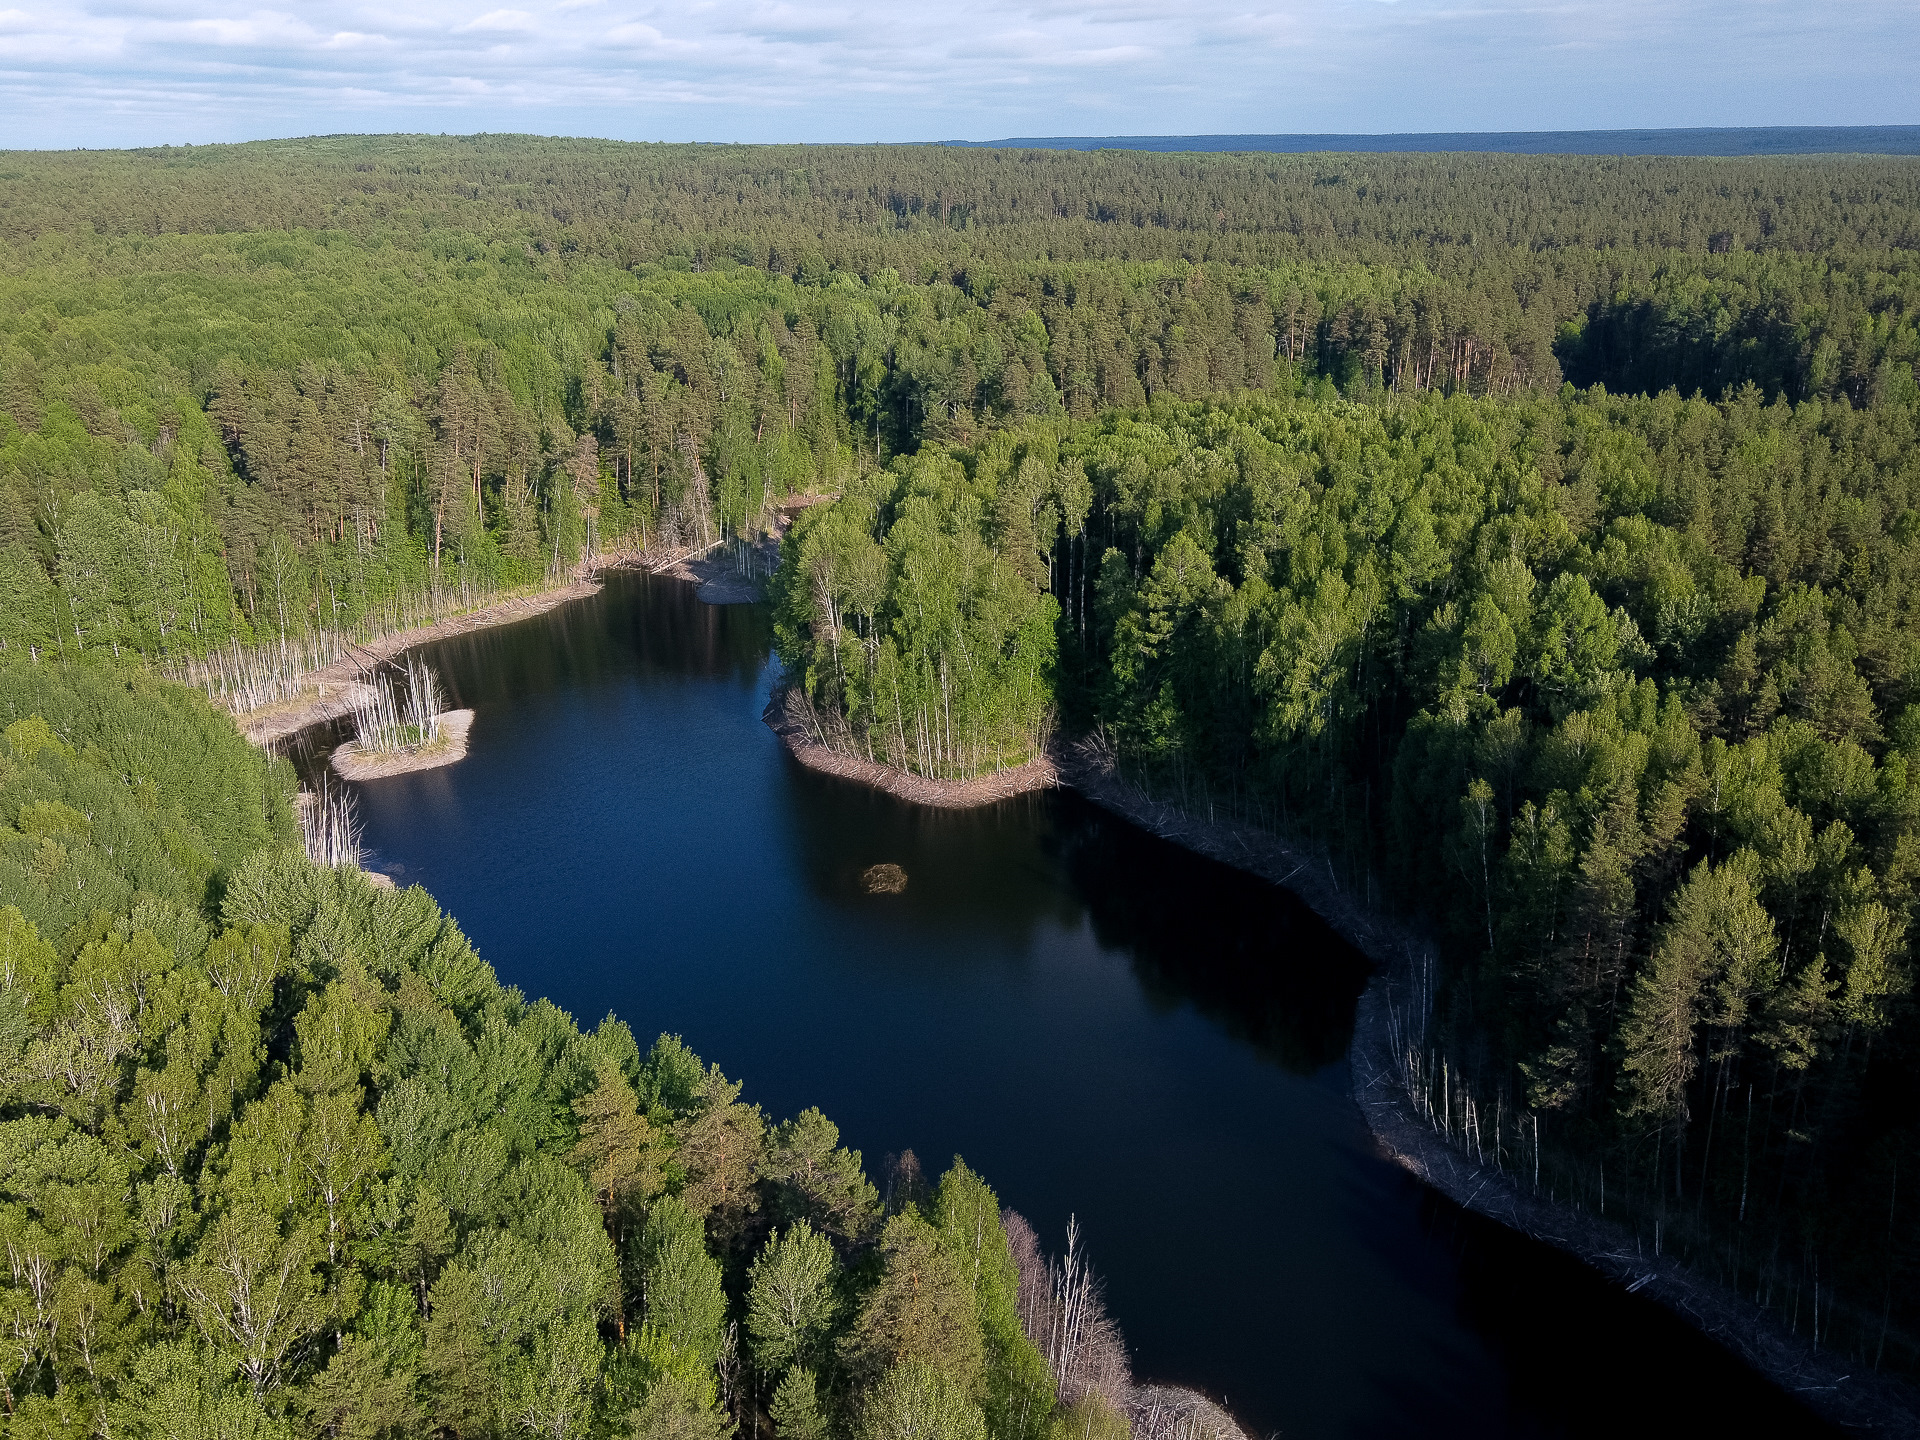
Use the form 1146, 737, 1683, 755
323, 571, 1832, 1440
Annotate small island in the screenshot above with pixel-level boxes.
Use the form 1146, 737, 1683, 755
328, 657, 474, 780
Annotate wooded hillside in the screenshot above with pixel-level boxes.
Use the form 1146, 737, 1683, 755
1, 139, 1915, 661
776, 378, 1920, 1380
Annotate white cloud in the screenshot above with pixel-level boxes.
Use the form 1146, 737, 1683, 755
603, 21, 687, 51
0, 0, 1911, 148
454, 8, 535, 32
183, 11, 328, 47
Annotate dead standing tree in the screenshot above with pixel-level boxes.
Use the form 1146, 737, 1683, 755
1004, 1210, 1131, 1409
1005, 1208, 1251, 1440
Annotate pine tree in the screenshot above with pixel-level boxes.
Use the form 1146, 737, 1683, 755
769, 1366, 828, 1440
839, 1213, 984, 1392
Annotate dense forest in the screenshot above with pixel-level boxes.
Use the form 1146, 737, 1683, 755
774, 380, 1920, 1374
3, 134, 1920, 1416
1, 138, 1917, 660
0, 665, 1152, 1437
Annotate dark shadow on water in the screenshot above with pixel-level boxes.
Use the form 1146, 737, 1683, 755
775, 761, 1082, 940
1052, 792, 1373, 1074
1410, 1189, 1841, 1438
431, 571, 772, 709
772, 771, 1370, 1074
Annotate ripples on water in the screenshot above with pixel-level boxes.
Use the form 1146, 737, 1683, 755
307, 571, 1836, 1439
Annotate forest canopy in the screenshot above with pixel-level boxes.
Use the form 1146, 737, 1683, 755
0, 138, 1916, 659
2, 134, 1920, 1405
0, 664, 1146, 1438
774, 376, 1920, 1376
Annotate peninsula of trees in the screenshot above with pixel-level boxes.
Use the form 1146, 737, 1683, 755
773, 384, 1920, 1377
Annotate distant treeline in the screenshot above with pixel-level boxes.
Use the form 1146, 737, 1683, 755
942, 127, 1920, 157
8, 138, 1920, 268
0, 138, 1917, 658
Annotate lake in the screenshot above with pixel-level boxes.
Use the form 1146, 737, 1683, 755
314, 569, 1833, 1439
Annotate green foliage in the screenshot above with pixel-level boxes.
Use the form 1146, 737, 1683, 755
7, 138, 1911, 671
1044, 1394, 1128, 1440
777, 352, 1920, 1366
0, 666, 295, 938
759, 1107, 880, 1243
606, 1321, 722, 1424
0, 666, 1056, 1434
1620, 852, 1778, 1124
771, 438, 1068, 778
839, 1213, 985, 1393
118, 1342, 292, 1440
857, 1360, 989, 1440
420, 1264, 493, 1435
810, 375, 1920, 1367
641, 1033, 708, 1114
572, 1056, 667, 1310
302, 1296, 423, 1440
642, 1227, 729, 1369
639, 1194, 708, 1269
9, 131, 1920, 1405
616, 1369, 733, 1440
930, 1161, 1054, 1440
667, 1064, 766, 1251
746, 1220, 842, 1376
770, 1366, 830, 1440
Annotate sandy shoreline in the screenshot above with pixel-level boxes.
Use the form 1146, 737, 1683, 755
763, 687, 1059, 808
1348, 976, 1919, 1434
649, 542, 772, 604
236, 513, 810, 751
645, 508, 815, 605
240, 581, 602, 746
234, 529, 785, 756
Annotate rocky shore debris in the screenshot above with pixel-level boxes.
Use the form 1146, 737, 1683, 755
294, 772, 396, 891
646, 497, 828, 603
647, 541, 763, 603
1128, 1386, 1250, 1440
325, 657, 473, 780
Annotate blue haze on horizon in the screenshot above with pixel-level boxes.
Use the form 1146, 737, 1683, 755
0, 0, 1914, 152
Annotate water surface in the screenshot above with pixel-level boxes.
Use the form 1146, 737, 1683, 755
325, 571, 1832, 1440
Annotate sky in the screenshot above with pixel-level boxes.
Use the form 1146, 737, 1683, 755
1, 0, 1915, 151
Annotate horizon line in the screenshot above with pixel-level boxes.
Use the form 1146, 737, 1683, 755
9, 123, 1920, 159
